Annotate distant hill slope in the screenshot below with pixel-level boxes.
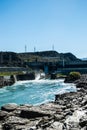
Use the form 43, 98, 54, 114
0, 52, 23, 67
34, 51, 60, 57
81, 58, 87, 61
0, 51, 81, 67
18, 51, 81, 62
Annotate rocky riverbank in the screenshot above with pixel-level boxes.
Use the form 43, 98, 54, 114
0, 75, 15, 88
0, 73, 35, 88
0, 75, 87, 130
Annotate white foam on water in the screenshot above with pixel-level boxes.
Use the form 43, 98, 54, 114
35, 73, 41, 80
14, 79, 65, 85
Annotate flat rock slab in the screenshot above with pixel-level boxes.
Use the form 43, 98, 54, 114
1, 103, 18, 112
3, 116, 29, 130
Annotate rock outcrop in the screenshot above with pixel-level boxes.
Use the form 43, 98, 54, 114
16, 73, 35, 81
76, 74, 87, 89
0, 75, 15, 88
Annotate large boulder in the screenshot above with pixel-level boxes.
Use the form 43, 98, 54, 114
16, 73, 35, 81
64, 72, 81, 83
76, 74, 87, 89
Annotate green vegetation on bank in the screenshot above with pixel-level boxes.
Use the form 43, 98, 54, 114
56, 73, 67, 78
64, 71, 81, 83
0, 71, 24, 76
69, 71, 81, 80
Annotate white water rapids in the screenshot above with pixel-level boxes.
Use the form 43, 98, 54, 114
0, 78, 76, 107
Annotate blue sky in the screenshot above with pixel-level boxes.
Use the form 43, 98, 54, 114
0, 0, 87, 58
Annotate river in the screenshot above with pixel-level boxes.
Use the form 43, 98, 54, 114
0, 79, 76, 107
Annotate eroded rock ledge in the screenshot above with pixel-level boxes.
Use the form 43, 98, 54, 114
0, 75, 87, 130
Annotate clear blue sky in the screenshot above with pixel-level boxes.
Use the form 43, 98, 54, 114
0, 0, 87, 58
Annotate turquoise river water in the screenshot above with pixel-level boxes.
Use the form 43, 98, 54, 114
0, 79, 76, 107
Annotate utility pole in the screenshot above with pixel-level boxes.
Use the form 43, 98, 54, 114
52, 44, 54, 51
34, 46, 36, 52
25, 45, 27, 52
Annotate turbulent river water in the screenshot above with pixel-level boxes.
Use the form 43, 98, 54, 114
0, 79, 76, 107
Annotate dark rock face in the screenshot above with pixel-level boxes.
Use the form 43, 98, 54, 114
79, 116, 87, 127
16, 73, 35, 81
0, 76, 4, 87
64, 76, 76, 83
0, 75, 15, 88
76, 74, 87, 88
20, 109, 51, 119
50, 73, 57, 79
64, 72, 81, 83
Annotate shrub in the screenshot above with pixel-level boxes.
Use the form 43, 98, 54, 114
69, 71, 81, 80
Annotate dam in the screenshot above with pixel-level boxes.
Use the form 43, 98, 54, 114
26, 60, 87, 74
